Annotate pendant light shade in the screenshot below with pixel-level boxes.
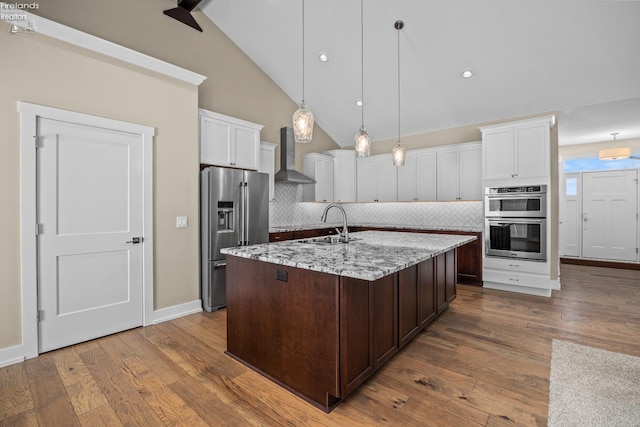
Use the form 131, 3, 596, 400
292, 102, 314, 143
392, 20, 406, 166
392, 141, 406, 166
599, 132, 631, 160
292, 0, 314, 143
354, 0, 371, 157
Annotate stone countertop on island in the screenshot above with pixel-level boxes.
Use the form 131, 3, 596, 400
221, 230, 476, 281
269, 223, 482, 233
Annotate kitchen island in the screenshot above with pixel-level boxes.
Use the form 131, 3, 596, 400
221, 231, 476, 412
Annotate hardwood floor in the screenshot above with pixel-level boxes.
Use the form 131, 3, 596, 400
2, 264, 639, 426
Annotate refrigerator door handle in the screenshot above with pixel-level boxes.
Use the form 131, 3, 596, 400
238, 182, 244, 246
244, 182, 250, 245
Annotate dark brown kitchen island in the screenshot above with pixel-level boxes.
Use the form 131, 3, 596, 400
221, 231, 475, 412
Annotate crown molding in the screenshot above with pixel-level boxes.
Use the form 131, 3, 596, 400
5, 11, 207, 86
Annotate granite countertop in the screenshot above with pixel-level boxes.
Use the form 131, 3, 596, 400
269, 223, 482, 233
221, 230, 476, 281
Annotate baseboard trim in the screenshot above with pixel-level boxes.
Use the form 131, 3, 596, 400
0, 344, 28, 368
153, 300, 202, 325
560, 257, 640, 271
483, 281, 552, 297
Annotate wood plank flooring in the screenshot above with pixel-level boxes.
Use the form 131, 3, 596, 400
2, 264, 639, 426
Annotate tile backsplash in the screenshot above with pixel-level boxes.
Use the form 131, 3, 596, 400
270, 183, 483, 232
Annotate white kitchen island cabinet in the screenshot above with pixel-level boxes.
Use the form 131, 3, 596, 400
480, 115, 554, 182
199, 108, 263, 170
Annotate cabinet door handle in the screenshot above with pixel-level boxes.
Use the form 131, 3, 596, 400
509, 278, 520, 282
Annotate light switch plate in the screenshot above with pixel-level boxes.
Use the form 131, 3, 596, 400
176, 216, 188, 228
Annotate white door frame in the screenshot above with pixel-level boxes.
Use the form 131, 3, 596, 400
18, 101, 154, 359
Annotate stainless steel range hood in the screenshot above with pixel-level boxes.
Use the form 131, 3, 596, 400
274, 127, 316, 185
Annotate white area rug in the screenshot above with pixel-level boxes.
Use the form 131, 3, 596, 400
548, 340, 640, 426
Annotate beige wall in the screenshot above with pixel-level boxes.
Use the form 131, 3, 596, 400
35, 0, 339, 170
0, 30, 200, 350
560, 138, 640, 158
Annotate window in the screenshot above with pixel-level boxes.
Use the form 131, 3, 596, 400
563, 157, 640, 173
565, 177, 577, 196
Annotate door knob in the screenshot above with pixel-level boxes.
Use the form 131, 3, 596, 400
126, 237, 143, 244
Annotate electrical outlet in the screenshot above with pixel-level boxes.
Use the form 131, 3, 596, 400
176, 216, 188, 228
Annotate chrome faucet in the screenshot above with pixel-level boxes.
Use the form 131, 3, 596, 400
320, 204, 349, 243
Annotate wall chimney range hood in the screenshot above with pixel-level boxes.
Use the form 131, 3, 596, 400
274, 127, 316, 185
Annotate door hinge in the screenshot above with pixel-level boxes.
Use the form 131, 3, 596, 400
35, 223, 43, 235
37, 310, 44, 322
34, 135, 43, 149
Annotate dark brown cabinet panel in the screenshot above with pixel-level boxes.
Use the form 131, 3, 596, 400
445, 249, 457, 303
418, 258, 437, 327
435, 253, 447, 313
226, 257, 340, 408
398, 266, 420, 348
373, 274, 398, 368
340, 277, 374, 398
269, 231, 294, 242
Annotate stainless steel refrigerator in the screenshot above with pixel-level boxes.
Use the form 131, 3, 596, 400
201, 166, 269, 312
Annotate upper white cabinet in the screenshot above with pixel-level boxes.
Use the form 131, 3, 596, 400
480, 115, 554, 182
398, 148, 437, 202
199, 108, 264, 170
325, 150, 357, 202
357, 154, 398, 202
259, 141, 276, 201
436, 142, 482, 200
397, 151, 417, 201
302, 153, 334, 202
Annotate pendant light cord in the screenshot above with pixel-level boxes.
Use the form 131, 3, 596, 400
397, 22, 401, 142
301, 0, 305, 104
360, 0, 364, 128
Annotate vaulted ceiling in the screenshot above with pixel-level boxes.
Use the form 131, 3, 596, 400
201, 0, 640, 147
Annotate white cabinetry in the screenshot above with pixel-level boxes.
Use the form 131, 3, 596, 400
199, 108, 263, 170
480, 115, 554, 182
483, 257, 554, 297
396, 148, 438, 202
259, 141, 276, 201
436, 142, 482, 200
325, 150, 357, 202
302, 153, 334, 202
357, 154, 397, 202
397, 151, 417, 201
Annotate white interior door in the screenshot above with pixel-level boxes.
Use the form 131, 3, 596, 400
582, 169, 638, 261
37, 117, 144, 353
560, 173, 581, 257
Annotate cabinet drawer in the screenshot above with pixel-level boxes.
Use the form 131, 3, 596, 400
483, 269, 551, 290
483, 257, 549, 275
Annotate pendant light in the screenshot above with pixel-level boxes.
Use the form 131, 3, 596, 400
292, 0, 314, 143
354, 0, 371, 157
599, 132, 631, 160
392, 20, 406, 166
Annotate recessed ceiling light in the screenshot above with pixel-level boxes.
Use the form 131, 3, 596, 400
461, 69, 474, 78
318, 53, 329, 62
355, 100, 363, 107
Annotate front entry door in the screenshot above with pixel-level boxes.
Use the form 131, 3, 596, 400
37, 117, 144, 353
582, 169, 638, 262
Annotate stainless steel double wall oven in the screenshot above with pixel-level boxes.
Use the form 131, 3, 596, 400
485, 185, 547, 261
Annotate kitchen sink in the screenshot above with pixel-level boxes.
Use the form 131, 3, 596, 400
297, 236, 359, 245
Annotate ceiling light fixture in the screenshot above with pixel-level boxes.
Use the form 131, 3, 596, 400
292, 0, 314, 143
461, 69, 474, 78
355, 100, 363, 107
354, 0, 371, 158
318, 53, 329, 62
391, 20, 406, 166
599, 132, 631, 160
